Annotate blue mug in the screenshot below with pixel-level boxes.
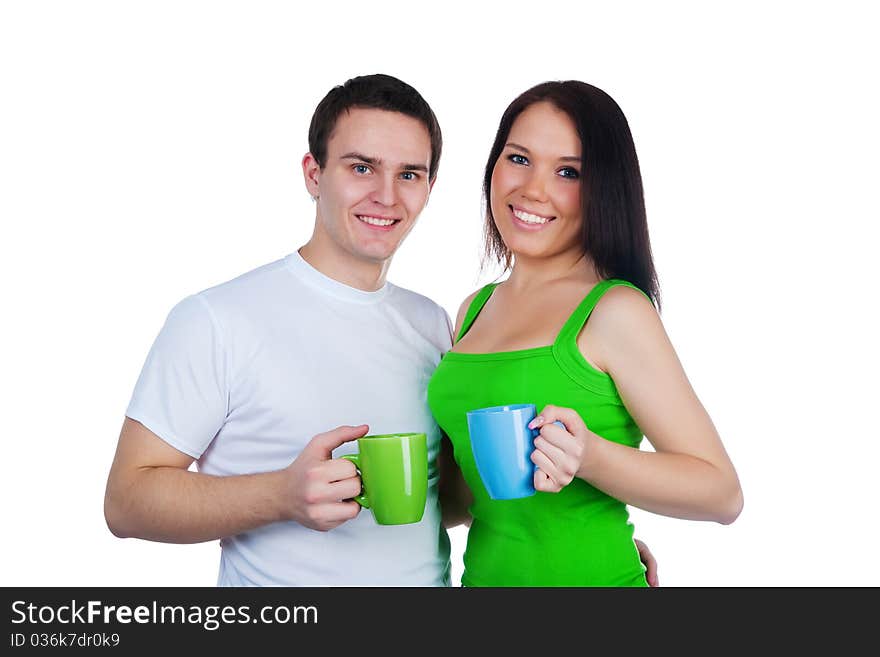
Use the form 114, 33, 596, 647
466, 404, 564, 500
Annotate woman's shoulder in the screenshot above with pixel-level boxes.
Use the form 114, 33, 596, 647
593, 281, 655, 314
453, 287, 489, 338
592, 281, 658, 326
575, 282, 664, 373
584, 282, 665, 354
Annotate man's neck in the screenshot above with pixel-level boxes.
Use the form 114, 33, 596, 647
298, 239, 390, 292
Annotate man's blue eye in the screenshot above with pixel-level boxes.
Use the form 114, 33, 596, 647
354, 164, 370, 174
401, 171, 417, 181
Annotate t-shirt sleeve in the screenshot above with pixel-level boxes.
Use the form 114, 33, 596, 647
439, 306, 454, 351
125, 294, 228, 459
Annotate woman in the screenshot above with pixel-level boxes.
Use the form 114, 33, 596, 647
428, 81, 743, 586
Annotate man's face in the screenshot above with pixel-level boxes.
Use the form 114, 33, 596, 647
304, 108, 434, 265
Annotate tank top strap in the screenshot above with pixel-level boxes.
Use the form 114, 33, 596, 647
554, 279, 645, 347
455, 283, 499, 343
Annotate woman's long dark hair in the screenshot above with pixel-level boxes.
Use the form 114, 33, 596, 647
483, 81, 660, 309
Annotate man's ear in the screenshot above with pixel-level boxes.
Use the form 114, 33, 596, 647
302, 152, 321, 199
424, 174, 437, 206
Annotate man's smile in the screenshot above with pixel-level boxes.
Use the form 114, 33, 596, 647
356, 214, 402, 230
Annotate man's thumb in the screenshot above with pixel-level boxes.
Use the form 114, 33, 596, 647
306, 424, 369, 458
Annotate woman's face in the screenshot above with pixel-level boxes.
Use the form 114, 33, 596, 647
490, 101, 583, 263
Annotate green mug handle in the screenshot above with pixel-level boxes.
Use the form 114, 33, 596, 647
340, 454, 370, 508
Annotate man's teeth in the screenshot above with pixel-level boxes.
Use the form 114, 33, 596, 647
513, 209, 551, 224
358, 215, 397, 227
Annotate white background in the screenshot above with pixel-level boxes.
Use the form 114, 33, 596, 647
2, 1, 878, 587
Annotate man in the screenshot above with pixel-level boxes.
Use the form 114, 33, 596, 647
104, 74, 658, 586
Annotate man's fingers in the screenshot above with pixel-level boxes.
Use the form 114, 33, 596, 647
306, 424, 369, 458
325, 458, 358, 482
303, 474, 362, 505
325, 500, 361, 522
635, 539, 660, 587
309, 500, 362, 529
326, 477, 363, 502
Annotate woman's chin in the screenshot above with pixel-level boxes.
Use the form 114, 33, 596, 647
506, 244, 552, 262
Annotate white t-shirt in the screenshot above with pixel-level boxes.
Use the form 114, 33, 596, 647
126, 251, 453, 586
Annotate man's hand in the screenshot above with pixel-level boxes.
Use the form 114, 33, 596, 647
634, 538, 659, 587
280, 424, 368, 531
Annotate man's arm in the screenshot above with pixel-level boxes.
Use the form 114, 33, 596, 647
437, 434, 472, 529
634, 538, 659, 587
435, 291, 482, 529
104, 417, 367, 543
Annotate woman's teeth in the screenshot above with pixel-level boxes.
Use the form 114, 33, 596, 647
513, 208, 552, 224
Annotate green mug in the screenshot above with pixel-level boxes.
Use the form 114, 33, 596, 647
341, 433, 428, 525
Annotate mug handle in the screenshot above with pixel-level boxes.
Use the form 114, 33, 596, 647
340, 454, 370, 508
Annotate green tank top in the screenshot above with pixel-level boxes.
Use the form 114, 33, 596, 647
427, 279, 649, 586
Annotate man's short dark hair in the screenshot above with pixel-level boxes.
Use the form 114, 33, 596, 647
308, 74, 442, 182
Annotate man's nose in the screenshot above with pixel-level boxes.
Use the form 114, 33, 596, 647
370, 173, 397, 206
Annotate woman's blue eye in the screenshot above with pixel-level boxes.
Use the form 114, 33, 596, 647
508, 154, 528, 165
558, 167, 580, 179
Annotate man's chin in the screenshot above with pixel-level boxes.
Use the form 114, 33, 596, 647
353, 245, 399, 265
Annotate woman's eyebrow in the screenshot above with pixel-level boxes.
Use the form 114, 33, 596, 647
505, 142, 580, 162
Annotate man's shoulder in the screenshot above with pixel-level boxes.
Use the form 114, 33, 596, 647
200, 256, 289, 297
163, 256, 296, 332
387, 283, 452, 335
387, 282, 446, 315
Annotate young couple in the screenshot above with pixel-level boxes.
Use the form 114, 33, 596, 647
104, 73, 742, 587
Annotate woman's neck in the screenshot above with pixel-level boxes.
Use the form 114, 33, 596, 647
503, 250, 599, 294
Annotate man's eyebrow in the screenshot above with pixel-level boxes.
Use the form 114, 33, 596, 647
341, 152, 379, 165
340, 153, 428, 172
505, 142, 581, 163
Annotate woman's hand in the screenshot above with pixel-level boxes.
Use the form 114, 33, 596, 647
528, 405, 596, 493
